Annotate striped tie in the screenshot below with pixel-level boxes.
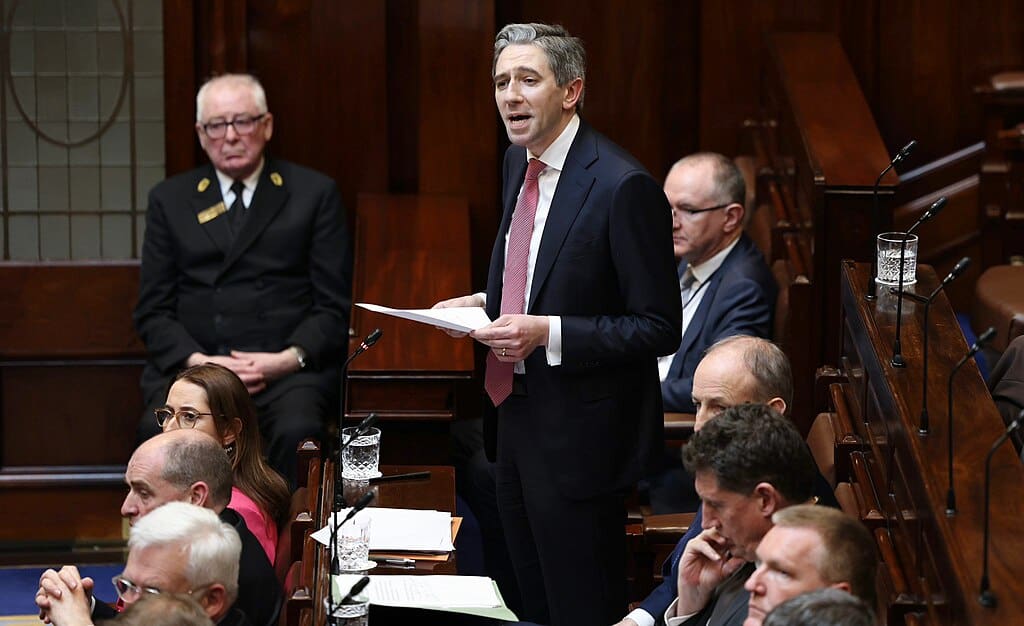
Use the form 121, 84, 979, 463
485, 158, 546, 406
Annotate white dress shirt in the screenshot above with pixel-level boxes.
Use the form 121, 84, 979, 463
214, 158, 264, 210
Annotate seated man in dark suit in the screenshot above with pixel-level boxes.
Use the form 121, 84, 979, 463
659, 153, 776, 413
38, 502, 247, 626
744, 505, 876, 626
618, 337, 836, 626
37, 430, 280, 626
662, 405, 816, 626
133, 73, 352, 483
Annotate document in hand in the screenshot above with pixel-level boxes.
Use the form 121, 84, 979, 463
312, 508, 455, 552
355, 302, 492, 334
332, 574, 518, 621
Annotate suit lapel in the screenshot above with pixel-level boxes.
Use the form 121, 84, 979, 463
192, 165, 233, 254
218, 160, 289, 278
706, 563, 754, 626
527, 124, 596, 312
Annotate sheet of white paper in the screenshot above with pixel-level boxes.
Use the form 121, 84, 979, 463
355, 303, 492, 333
312, 508, 455, 552
333, 574, 500, 609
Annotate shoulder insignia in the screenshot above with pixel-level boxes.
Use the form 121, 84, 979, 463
270, 172, 283, 187
197, 201, 227, 224
197, 177, 211, 193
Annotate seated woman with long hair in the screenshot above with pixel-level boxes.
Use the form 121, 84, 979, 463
156, 363, 291, 562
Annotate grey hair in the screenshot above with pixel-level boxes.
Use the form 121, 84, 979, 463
196, 74, 268, 122
129, 502, 241, 603
493, 23, 586, 110
705, 335, 793, 413
670, 152, 747, 208
762, 588, 875, 626
160, 433, 234, 509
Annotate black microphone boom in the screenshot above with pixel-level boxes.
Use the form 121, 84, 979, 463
891, 196, 947, 367
868, 139, 917, 300
914, 256, 971, 434
945, 326, 996, 515
979, 408, 1024, 608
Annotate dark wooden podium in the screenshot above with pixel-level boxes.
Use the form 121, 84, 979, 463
345, 194, 480, 465
831, 261, 1024, 624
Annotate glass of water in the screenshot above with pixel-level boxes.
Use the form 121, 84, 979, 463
342, 426, 381, 480
335, 511, 373, 572
876, 232, 918, 286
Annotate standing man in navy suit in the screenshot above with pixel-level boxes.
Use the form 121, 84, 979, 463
658, 153, 776, 414
134, 74, 352, 483
434, 23, 681, 626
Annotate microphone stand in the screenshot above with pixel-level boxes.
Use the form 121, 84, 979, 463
945, 326, 996, 516
334, 329, 382, 509
868, 139, 917, 301
326, 494, 375, 623
891, 197, 946, 368
328, 414, 377, 579
978, 409, 1024, 608
892, 256, 971, 434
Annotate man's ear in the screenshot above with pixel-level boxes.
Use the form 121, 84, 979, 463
562, 77, 584, 111
830, 581, 853, 595
187, 481, 211, 507
767, 396, 787, 416
754, 482, 781, 517
723, 203, 745, 232
199, 583, 229, 620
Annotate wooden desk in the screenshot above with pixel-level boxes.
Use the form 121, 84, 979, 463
833, 261, 1024, 624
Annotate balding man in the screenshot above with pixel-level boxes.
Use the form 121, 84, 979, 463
619, 337, 836, 626
37, 430, 280, 626
659, 153, 776, 413
40, 502, 245, 626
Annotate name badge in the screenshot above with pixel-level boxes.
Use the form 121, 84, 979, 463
197, 201, 227, 224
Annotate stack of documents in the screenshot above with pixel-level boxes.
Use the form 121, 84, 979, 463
313, 508, 455, 553
332, 574, 518, 621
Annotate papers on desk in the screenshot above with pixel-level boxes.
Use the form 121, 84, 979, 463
333, 574, 518, 621
312, 508, 455, 553
355, 302, 492, 334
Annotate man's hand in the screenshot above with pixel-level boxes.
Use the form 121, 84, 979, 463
186, 353, 267, 394
37, 567, 93, 625
674, 527, 745, 616
231, 350, 302, 387
471, 314, 549, 361
431, 294, 485, 338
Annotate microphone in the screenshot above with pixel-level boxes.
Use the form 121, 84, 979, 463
336, 329, 384, 506
330, 491, 376, 575
346, 328, 383, 366
978, 408, 1024, 608
868, 139, 917, 300
340, 575, 371, 605
945, 326, 996, 515
891, 196, 947, 367
908, 256, 971, 434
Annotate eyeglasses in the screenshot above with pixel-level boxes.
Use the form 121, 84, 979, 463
111, 575, 213, 603
200, 114, 266, 139
671, 203, 732, 222
154, 408, 217, 428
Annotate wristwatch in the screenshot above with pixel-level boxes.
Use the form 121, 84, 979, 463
290, 345, 307, 369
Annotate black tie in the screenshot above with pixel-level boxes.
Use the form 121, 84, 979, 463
228, 180, 246, 237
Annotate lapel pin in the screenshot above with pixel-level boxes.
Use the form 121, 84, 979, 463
270, 172, 283, 187
197, 201, 227, 224
197, 177, 210, 193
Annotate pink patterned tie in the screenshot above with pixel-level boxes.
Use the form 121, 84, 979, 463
485, 158, 546, 406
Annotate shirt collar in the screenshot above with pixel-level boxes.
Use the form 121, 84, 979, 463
527, 114, 580, 172
689, 234, 740, 284
214, 157, 265, 197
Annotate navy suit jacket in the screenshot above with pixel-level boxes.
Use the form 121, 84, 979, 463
661, 233, 776, 413
482, 121, 682, 499
133, 158, 352, 407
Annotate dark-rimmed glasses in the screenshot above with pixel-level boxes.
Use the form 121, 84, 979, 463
671, 203, 731, 222
154, 408, 217, 429
200, 114, 266, 139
